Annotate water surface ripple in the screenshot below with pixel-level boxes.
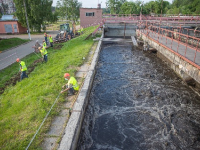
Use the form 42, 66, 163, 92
77, 42, 200, 150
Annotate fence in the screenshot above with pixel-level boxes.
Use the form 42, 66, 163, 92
138, 21, 200, 69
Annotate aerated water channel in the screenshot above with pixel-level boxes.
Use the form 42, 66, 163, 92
77, 41, 200, 150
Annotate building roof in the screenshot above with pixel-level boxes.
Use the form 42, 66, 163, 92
1, 15, 18, 21
80, 8, 102, 10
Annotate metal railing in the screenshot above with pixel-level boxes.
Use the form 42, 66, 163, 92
138, 21, 200, 69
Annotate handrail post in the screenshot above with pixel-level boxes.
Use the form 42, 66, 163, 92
171, 30, 174, 49
177, 32, 180, 53
166, 30, 168, 44
194, 39, 199, 63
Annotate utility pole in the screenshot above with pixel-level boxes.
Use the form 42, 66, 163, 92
23, 0, 31, 40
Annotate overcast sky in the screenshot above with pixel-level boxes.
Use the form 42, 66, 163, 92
53, 0, 173, 8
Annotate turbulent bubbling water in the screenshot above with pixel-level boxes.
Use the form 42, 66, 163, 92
77, 42, 200, 150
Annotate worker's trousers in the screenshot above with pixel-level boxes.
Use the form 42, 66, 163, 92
45, 37, 48, 45
69, 87, 75, 95
43, 54, 48, 62
66, 85, 75, 95
21, 71, 28, 81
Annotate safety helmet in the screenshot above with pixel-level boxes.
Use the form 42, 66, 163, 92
16, 58, 20, 62
64, 73, 70, 78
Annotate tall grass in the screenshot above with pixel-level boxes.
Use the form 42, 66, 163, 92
0, 38, 29, 51
0, 26, 96, 149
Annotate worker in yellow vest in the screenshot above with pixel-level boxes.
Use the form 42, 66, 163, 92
49, 35, 53, 47
81, 26, 83, 34
78, 28, 82, 35
44, 32, 48, 45
16, 58, 28, 81
43, 40, 47, 48
38, 47, 48, 62
61, 73, 79, 95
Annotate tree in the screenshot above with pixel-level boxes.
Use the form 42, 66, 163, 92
119, 2, 137, 14
144, 1, 157, 14
106, 0, 127, 14
0, 0, 8, 16
55, 0, 66, 20
63, 0, 82, 23
56, 0, 82, 23
167, 0, 200, 15
102, 8, 110, 14
14, 0, 56, 32
144, 0, 170, 15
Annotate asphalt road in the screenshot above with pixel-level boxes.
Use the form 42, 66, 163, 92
0, 31, 58, 71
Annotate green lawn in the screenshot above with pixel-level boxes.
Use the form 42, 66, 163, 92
0, 26, 97, 149
0, 38, 29, 52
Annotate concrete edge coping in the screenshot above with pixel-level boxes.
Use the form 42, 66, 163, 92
0, 40, 32, 54
58, 33, 104, 150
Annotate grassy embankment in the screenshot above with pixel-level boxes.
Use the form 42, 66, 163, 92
0, 26, 97, 149
0, 38, 29, 52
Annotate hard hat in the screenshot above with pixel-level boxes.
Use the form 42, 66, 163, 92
16, 58, 20, 62
64, 73, 70, 78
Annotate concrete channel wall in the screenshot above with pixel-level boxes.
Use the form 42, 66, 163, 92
137, 30, 200, 86
58, 33, 104, 150
104, 23, 137, 37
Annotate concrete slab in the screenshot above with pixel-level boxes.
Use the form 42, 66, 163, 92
47, 110, 69, 136
41, 137, 58, 150
75, 63, 90, 78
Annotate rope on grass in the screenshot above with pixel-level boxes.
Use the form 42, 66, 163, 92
25, 91, 62, 150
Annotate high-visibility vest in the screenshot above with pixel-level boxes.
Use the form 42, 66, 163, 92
40, 47, 47, 55
20, 61, 27, 71
43, 42, 46, 48
44, 34, 48, 37
68, 76, 79, 90
49, 37, 53, 42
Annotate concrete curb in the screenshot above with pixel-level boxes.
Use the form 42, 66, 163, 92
0, 40, 32, 54
58, 33, 104, 150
